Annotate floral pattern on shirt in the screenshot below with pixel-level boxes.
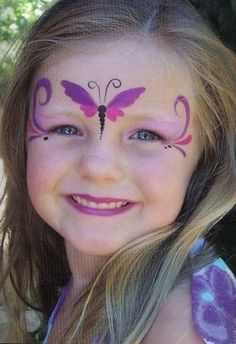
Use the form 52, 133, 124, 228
192, 258, 236, 344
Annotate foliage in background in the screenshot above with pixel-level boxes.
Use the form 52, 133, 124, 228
0, 0, 54, 102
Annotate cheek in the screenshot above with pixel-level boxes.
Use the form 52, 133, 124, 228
26, 143, 69, 198
131, 151, 193, 202
27, 148, 46, 199
134, 155, 193, 226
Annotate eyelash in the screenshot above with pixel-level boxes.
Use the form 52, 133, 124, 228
50, 125, 162, 141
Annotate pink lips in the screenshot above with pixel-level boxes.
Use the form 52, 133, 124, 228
66, 194, 135, 217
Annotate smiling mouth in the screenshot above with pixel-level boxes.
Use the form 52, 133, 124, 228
67, 193, 135, 216
72, 195, 129, 210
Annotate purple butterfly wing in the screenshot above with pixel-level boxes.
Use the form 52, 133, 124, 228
61, 80, 97, 117
106, 87, 146, 121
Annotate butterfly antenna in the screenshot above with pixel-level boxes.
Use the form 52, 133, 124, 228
98, 112, 105, 140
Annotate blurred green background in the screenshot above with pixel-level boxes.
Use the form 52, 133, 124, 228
0, 0, 54, 103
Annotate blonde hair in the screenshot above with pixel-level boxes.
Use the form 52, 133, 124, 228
0, 0, 235, 342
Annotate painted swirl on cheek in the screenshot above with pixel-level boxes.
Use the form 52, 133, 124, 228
28, 77, 52, 142
164, 95, 192, 157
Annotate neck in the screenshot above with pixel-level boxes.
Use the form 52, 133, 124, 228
65, 241, 109, 292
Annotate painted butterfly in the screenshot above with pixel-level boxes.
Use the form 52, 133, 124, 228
61, 78, 146, 139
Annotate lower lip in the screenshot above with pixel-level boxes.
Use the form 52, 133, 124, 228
67, 196, 135, 216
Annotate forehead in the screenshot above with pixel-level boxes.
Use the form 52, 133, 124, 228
34, 38, 195, 113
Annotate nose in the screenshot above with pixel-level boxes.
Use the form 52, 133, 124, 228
78, 141, 124, 184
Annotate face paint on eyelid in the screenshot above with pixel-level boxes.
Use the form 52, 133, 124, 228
61, 78, 146, 140
28, 77, 52, 142
164, 95, 192, 157
130, 119, 184, 140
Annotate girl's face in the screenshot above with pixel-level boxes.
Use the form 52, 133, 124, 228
26, 39, 200, 256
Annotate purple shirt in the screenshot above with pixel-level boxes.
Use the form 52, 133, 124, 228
43, 256, 236, 344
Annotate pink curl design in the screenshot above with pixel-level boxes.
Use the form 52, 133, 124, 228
29, 78, 52, 141
168, 95, 192, 157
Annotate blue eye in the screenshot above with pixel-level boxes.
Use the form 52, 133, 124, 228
51, 125, 79, 135
131, 129, 161, 141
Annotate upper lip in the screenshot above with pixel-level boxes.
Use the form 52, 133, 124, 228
71, 193, 133, 203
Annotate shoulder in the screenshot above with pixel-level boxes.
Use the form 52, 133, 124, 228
142, 278, 205, 344
191, 258, 236, 344
142, 258, 236, 344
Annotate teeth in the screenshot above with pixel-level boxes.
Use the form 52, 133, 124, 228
72, 196, 128, 209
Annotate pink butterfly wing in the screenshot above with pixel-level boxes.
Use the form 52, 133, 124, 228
80, 104, 98, 117
106, 87, 146, 121
106, 108, 124, 121
61, 80, 98, 117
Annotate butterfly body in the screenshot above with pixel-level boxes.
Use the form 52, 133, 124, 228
98, 105, 106, 138
98, 105, 106, 113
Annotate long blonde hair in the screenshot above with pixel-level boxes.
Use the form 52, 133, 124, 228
0, 0, 235, 342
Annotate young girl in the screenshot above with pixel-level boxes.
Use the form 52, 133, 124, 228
0, 0, 235, 343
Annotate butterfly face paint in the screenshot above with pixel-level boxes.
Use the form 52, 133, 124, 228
61, 79, 146, 139
28, 78, 191, 158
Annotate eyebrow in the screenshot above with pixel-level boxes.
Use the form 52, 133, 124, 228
45, 109, 171, 121
39, 109, 179, 129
